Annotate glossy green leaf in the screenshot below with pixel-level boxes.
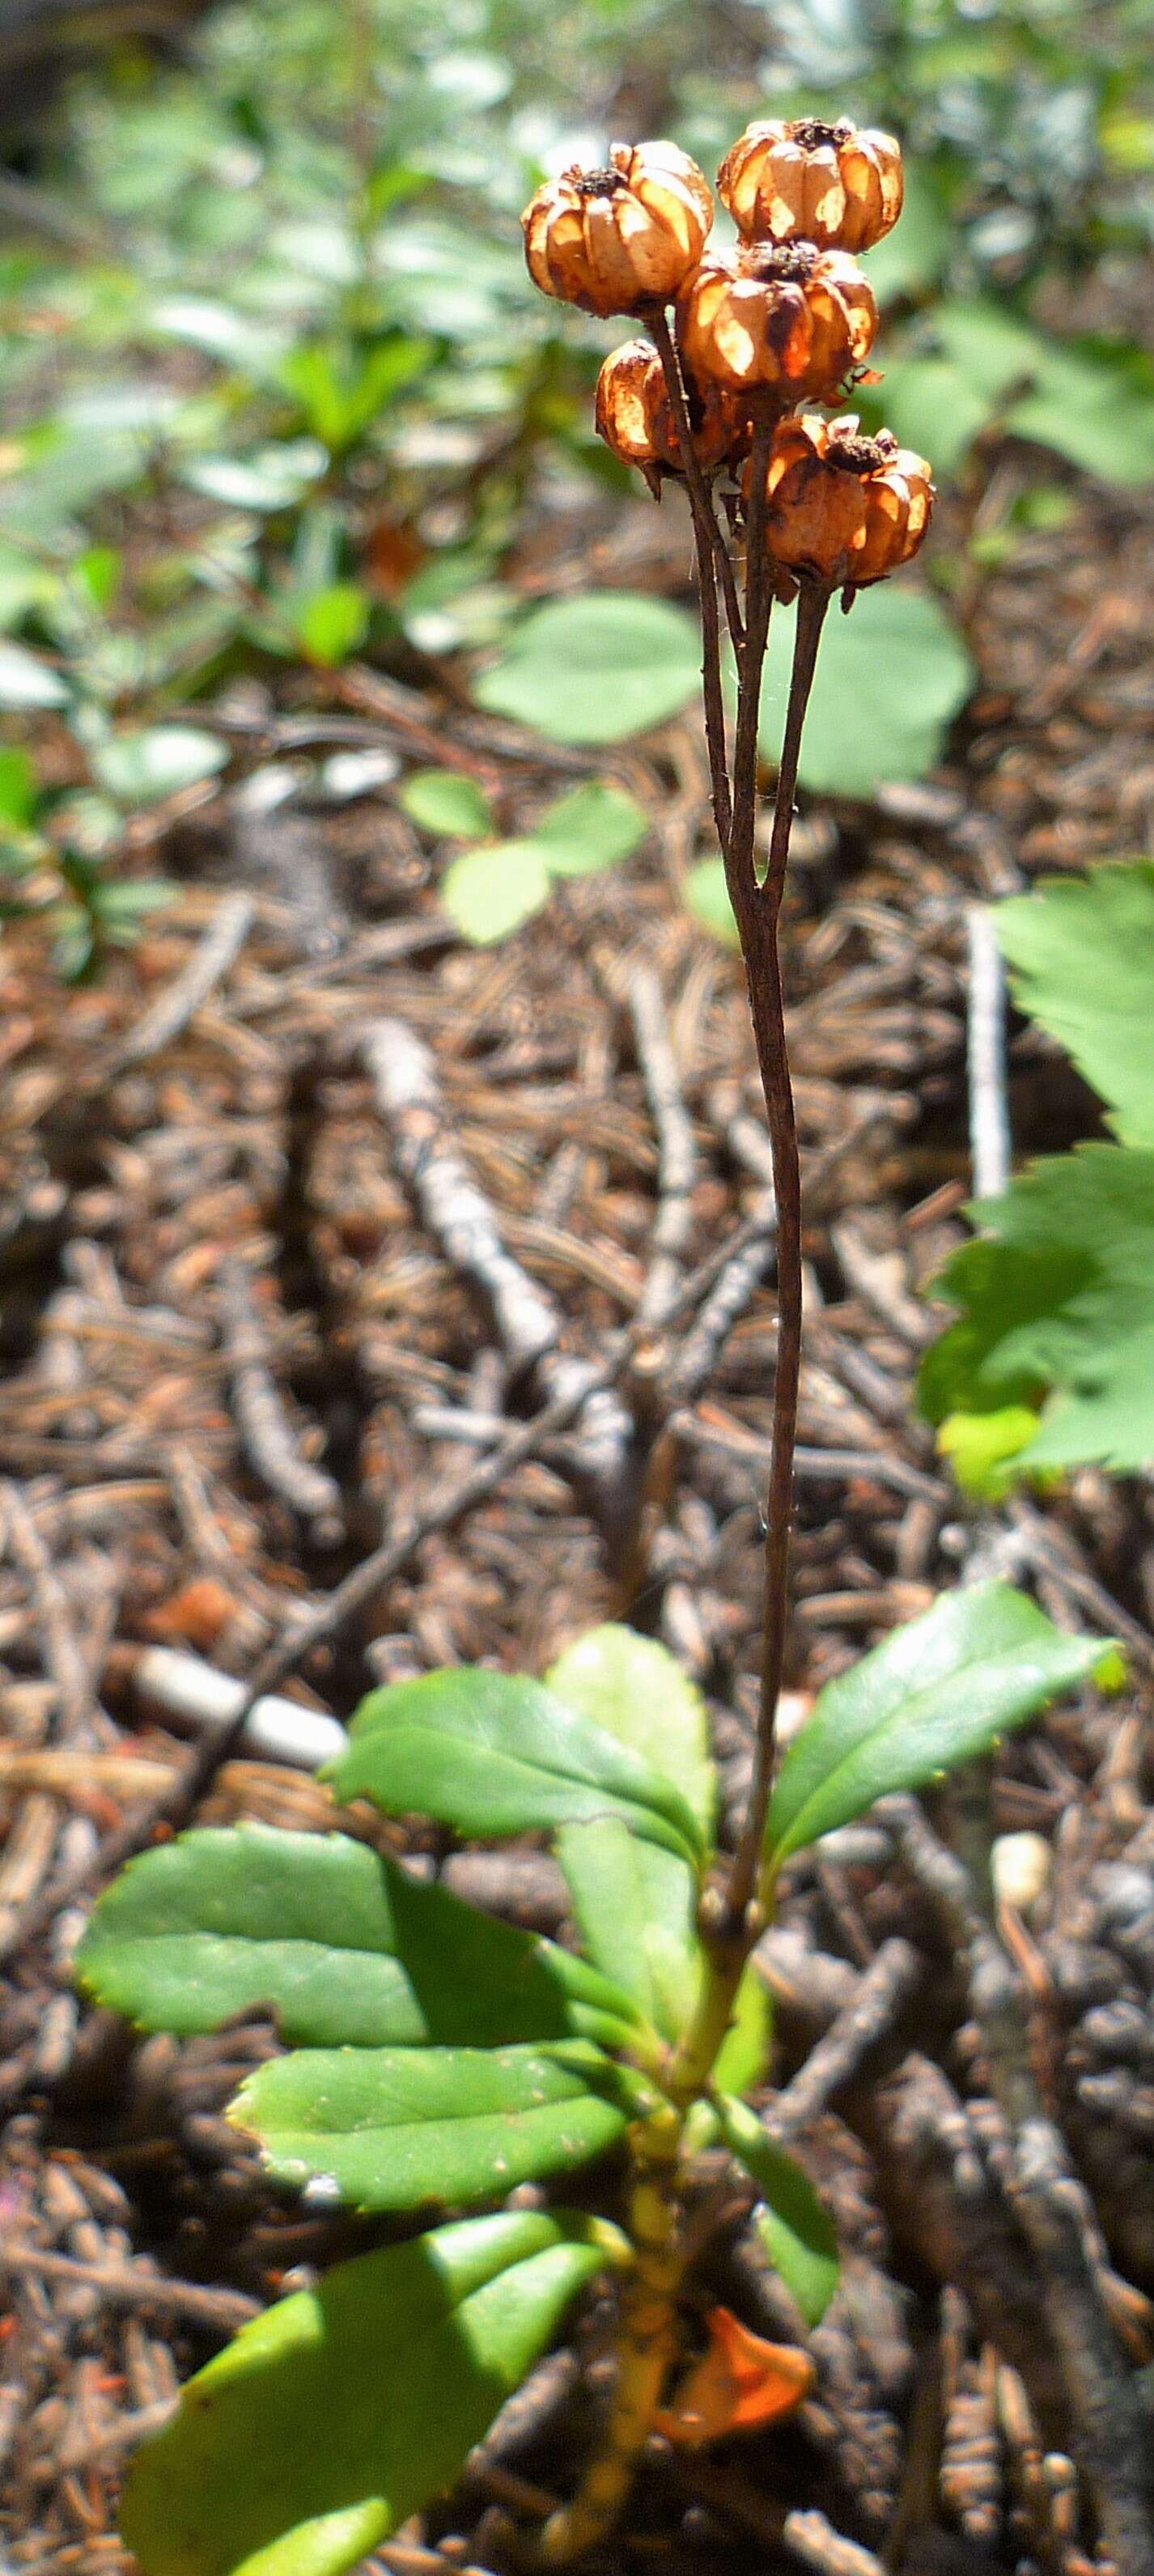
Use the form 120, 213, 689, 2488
993, 864, 1154, 1146
180, 443, 328, 512
764, 1583, 1109, 1873
0, 748, 36, 829
94, 725, 227, 806
712, 1963, 773, 2098
759, 587, 973, 798
440, 841, 550, 944
716, 2094, 838, 2327
934, 1405, 1044, 1498
399, 768, 495, 838
231, 2038, 638, 2211
329, 1668, 706, 1866
121, 2210, 625, 2576
473, 592, 700, 745
919, 1145, 1154, 1475
547, 1626, 715, 1838
75, 1825, 639, 2050
548, 1629, 715, 2042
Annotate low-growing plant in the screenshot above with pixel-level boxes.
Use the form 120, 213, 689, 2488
78, 107, 1118, 2576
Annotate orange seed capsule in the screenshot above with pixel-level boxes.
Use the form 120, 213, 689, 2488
754, 412, 933, 591
677, 240, 876, 402
521, 141, 713, 318
655, 2306, 815, 2448
595, 338, 749, 493
718, 116, 903, 253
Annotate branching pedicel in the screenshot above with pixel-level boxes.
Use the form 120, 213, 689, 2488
521, 114, 932, 1941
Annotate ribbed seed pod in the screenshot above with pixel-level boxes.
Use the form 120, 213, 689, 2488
718, 117, 902, 253
594, 338, 749, 494
753, 412, 932, 589
521, 141, 713, 317
677, 241, 876, 402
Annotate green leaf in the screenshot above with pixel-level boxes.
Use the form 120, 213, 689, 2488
329, 1667, 706, 1867
74, 1826, 639, 2051
231, 2038, 637, 2212
120, 2210, 624, 2576
935, 1405, 1043, 1498
684, 856, 740, 950
919, 1144, 1154, 1475
0, 748, 36, 828
180, 443, 328, 512
759, 587, 973, 798
399, 769, 495, 838
883, 303, 1154, 487
440, 841, 551, 944
715, 2094, 838, 2327
993, 864, 1154, 1146
289, 584, 371, 668
764, 1583, 1109, 1874
548, 1628, 715, 2043
712, 1964, 773, 2098
528, 782, 647, 877
547, 1626, 715, 1838
0, 642, 69, 711
473, 592, 700, 745
94, 726, 227, 806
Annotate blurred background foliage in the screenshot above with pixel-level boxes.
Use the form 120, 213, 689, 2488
0, 0, 1152, 967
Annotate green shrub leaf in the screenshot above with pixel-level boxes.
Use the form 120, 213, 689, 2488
399, 769, 495, 837
759, 587, 973, 797
440, 840, 551, 943
684, 856, 740, 949
473, 592, 700, 744
919, 1143, 1154, 1475
764, 1583, 1108, 1873
74, 1825, 640, 2050
528, 782, 647, 876
548, 1628, 716, 2043
715, 2094, 838, 2327
120, 2210, 624, 2576
329, 1668, 706, 1866
231, 2038, 639, 2212
94, 725, 227, 805
993, 863, 1154, 1146
0, 642, 70, 711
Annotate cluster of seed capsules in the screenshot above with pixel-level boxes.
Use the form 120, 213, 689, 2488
521, 118, 933, 598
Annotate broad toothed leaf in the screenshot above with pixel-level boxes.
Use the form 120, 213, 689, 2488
231, 2040, 643, 2213
328, 1668, 704, 1866
764, 1583, 1109, 1873
75, 1826, 639, 2050
119, 2210, 626, 2576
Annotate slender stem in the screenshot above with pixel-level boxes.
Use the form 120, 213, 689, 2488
649, 310, 732, 852
726, 405, 774, 891
707, 506, 745, 660
764, 584, 829, 920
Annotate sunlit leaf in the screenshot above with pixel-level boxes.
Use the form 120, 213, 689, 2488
289, 583, 371, 667
919, 1144, 1154, 1474
231, 2038, 639, 2211
764, 1583, 1109, 1874
715, 2095, 838, 2327
329, 1667, 706, 1866
399, 769, 495, 838
528, 783, 647, 877
759, 587, 973, 797
75, 1826, 640, 2051
440, 841, 550, 943
684, 856, 740, 950
0, 643, 69, 710
473, 593, 700, 745
993, 863, 1154, 1146
120, 2211, 625, 2576
94, 726, 227, 805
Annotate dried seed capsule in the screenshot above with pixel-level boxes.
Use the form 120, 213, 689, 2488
753, 412, 932, 589
677, 241, 876, 402
521, 141, 713, 317
594, 338, 749, 494
719, 116, 902, 252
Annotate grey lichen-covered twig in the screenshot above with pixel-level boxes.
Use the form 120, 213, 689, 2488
219, 1257, 345, 1543
362, 1015, 633, 1531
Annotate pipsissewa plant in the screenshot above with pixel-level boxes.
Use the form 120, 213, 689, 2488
76, 115, 1116, 2576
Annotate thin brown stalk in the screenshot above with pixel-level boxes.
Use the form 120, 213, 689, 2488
649, 311, 732, 850
764, 584, 830, 919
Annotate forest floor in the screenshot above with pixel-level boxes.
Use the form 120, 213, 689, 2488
2, 459, 1154, 2576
